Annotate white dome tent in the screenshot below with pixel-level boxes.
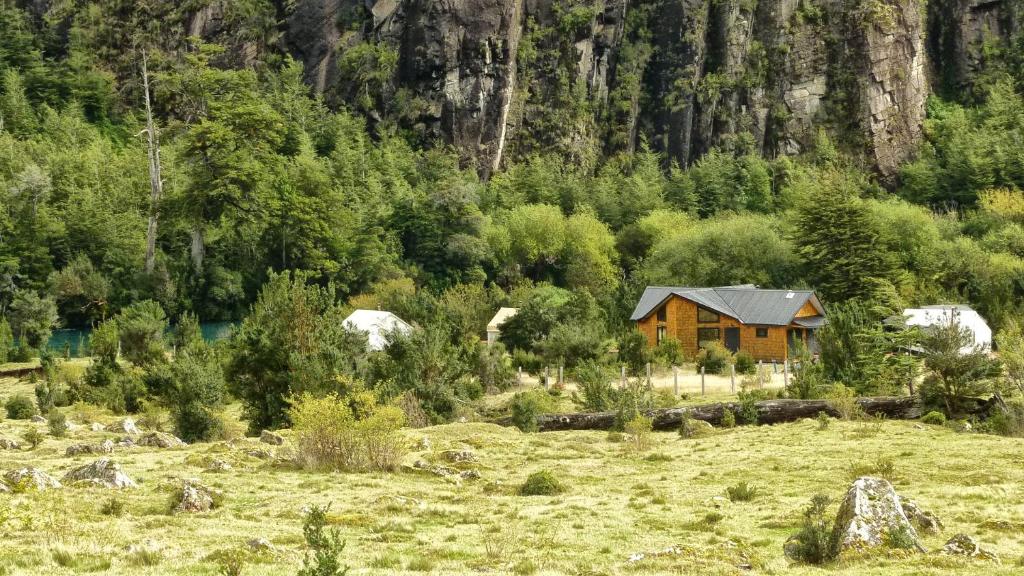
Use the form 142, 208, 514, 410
342, 309, 413, 352
901, 305, 992, 354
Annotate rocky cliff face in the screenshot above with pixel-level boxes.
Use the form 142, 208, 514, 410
176, 0, 1024, 178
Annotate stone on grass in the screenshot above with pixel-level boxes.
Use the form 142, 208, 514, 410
63, 458, 137, 489
89, 423, 105, 432
247, 537, 274, 552
107, 418, 141, 435
30, 415, 46, 424
417, 437, 432, 451
3, 468, 61, 491
137, 431, 187, 449
245, 447, 275, 460
442, 449, 476, 463
259, 430, 284, 445
65, 439, 115, 457
0, 438, 21, 450
942, 534, 999, 562
0, 482, 9, 493
680, 419, 714, 439
832, 477, 923, 554
902, 499, 943, 534
205, 458, 232, 472
175, 479, 218, 513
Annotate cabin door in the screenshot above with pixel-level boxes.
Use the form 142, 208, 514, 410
724, 327, 740, 353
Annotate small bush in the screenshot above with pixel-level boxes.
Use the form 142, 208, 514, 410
884, 524, 917, 550
787, 494, 835, 565
720, 409, 736, 428
298, 504, 348, 576
920, 410, 946, 426
573, 361, 617, 411
406, 556, 435, 572
509, 389, 556, 433
703, 511, 724, 526
606, 431, 624, 443
21, 428, 44, 449
816, 411, 830, 430
825, 384, 862, 420
290, 392, 406, 472
734, 351, 756, 375
654, 337, 684, 367
100, 497, 126, 517
695, 342, 732, 375
624, 415, 653, 453
847, 457, 897, 482
726, 481, 759, 502
47, 409, 67, 437
5, 394, 37, 419
519, 470, 565, 496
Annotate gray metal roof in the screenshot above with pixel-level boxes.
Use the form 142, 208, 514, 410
630, 286, 824, 326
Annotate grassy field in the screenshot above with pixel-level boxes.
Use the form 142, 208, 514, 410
2, 375, 1023, 575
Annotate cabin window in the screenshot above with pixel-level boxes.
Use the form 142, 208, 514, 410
656, 305, 667, 322
697, 307, 719, 323
697, 328, 720, 345
656, 325, 667, 344
756, 327, 769, 338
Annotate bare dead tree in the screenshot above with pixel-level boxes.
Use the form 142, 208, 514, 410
141, 49, 164, 275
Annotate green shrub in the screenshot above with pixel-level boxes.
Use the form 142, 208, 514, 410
695, 342, 732, 375
298, 504, 349, 576
884, 524, 917, 550
511, 348, 542, 374
117, 300, 168, 367
21, 427, 44, 449
519, 470, 565, 496
509, 389, 556, 433
817, 411, 830, 430
100, 497, 126, 517
5, 394, 37, 419
573, 360, 617, 411
786, 494, 835, 564
734, 351, 755, 375
825, 383, 861, 420
406, 556, 435, 572
847, 457, 897, 482
289, 391, 406, 472
920, 410, 946, 426
720, 408, 736, 428
617, 330, 651, 376
654, 337, 684, 367
170, 349, 226, 442
726, 481, 759, 502
47, 409, 67, 437
613, 379, 654, 430
606, 431, 624, 443
624, 415, 653, 453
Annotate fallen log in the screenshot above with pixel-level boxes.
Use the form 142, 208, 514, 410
535, 396, 924, 432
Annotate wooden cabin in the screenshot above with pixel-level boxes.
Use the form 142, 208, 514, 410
630, 285, 826, 362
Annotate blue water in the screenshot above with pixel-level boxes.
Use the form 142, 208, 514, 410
45, 321, 238, 357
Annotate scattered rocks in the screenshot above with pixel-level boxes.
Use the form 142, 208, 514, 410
205, 458, 232, 472
137, 431, 187, 449
0, 438, 21, 450
30, 415, 46, 424
63, 458, 137, 489
259, 430, 284, 445
107, 418, 141, 435
832, 477, 923, 554
245, 447, 275, 460
0, 482, 8, 493
902, 499, 943, 534
417, 437, 432, 451
115, 438, 136, 449
3, 468, 61, 491
65, 439, 115, 457
247, 537, 274, 552
710, 496, 730, 509
409, 459, 480, 484
441, 449, 476, 463
90, 423, 106, 432
174, 479, 218, 513
942, 534, 999, 562
627, 545, 683, 563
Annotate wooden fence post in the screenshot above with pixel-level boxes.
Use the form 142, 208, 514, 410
700, 365, 705, 396
517, 366, 522, 388
757, 360, 764, 388
783, 359, 789, 388
620, 365, 626, 388
772, 360, 777, 374
730, 364, 736, 394
544, 366, 550, 390
646, 362, 652, 383
673, 365, 679, 396
558, 365, 564, 386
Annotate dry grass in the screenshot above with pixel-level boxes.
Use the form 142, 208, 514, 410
1, 386, 1023, 575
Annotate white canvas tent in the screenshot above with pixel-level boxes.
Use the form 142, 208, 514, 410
343, 309, 413, 352
902, 305, 992, 354
486, 307, 518, 345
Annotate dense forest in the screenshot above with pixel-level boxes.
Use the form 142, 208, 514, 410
2, 0, 1024, 417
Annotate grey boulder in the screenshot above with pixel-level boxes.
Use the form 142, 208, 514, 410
63, 458, 137, 489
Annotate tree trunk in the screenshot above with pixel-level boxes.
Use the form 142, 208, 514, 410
190, 227, 204, 274
529, 397, 927, 432
141, 49, 164, 275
